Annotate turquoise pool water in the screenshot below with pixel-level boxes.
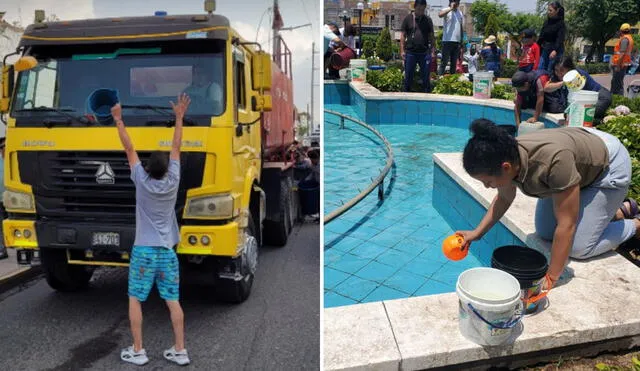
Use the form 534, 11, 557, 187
323, 82, 529, 308
324, 104, 487, 308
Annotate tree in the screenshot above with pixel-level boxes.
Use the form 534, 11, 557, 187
567, 0, 640, 61
362, 38, 376, 58
484, 14, 501, 41
502, 12, 544, 50
469, 0, 509, 35
376, 27, 393, 61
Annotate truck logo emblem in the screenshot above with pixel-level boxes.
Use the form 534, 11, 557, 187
79, 161, 115, 184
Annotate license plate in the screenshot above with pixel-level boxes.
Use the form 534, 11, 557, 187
92, 232, 120, 247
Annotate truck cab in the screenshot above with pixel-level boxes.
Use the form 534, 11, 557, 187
0, 8, 296, 303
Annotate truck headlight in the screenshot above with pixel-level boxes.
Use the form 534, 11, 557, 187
185, 194, 235, 218
3, 190, 34, 211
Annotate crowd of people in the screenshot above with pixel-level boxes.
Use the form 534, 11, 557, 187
324, 1, 636, 127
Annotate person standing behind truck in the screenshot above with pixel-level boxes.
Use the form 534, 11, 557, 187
438, 0, 464, 76
0, 138, 7, 260
114, 93, 192, 366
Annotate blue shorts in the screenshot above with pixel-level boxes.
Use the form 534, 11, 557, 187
128, 245, 180, 302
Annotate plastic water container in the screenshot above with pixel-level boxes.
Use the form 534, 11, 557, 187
87, 88, 119, 122
456, 267, 523, 346
565, 90, 598, 127
473, 71, 493, 99
491, 245, 549, 314
518, 121, 545, 136
349, 59, 367, 83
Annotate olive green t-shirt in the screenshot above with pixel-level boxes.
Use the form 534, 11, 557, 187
513, 127, 609, 198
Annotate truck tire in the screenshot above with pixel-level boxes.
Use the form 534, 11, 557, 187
216, 215, 257, 303
263, 178, 292, 247
41, 248, 94, 291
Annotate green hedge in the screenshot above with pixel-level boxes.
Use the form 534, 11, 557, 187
491, 61, 610, 80
368, 71, 516, 100
599, 114, 640, 201
611, 95, 640, 113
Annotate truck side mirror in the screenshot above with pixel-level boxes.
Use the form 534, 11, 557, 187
1, 65, 15, 114
15, 56, 38, 72
251, 52, 272, 91
251, 95, 272, 112
1, 57, 37, 114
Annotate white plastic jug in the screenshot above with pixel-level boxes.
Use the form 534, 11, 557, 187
473, 71, 494, 99
565, 90, 598, 127
456, 267, 523, 346
349, 59, 367, 83
518, 121, 545, 136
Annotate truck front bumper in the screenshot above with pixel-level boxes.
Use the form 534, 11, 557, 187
3, 219, 240, 258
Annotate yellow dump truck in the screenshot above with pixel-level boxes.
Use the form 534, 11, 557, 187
0, 5, 298, 303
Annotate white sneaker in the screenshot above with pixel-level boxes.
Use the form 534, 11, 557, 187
163, 346, 190, 366
121, 345, 149, 365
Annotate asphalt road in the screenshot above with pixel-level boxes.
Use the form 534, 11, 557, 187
0, 223, 320, 371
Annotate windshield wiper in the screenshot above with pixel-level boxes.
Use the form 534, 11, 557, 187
122, 105, 195, 126
16, 106, 92, 127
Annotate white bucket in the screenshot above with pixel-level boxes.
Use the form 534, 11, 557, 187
473, 71, 494, 99
456, 267, 523, 346
565, 90, 598, 127
518, 121, 545, 136
349, 59, 367, 83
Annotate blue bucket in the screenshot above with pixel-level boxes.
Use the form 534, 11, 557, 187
87, 89, 119, 122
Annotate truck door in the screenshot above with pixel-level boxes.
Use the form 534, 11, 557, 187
231, 46, 259, 157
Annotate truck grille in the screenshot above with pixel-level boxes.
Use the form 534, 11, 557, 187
18, 151, 206, 221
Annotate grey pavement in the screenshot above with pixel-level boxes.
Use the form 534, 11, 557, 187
591, 73, 639, 93
0, 222, 320, 371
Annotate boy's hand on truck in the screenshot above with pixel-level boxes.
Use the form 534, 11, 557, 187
170, 93, 191, 121
111, 104, 123, 123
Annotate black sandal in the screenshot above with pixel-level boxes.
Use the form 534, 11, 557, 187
620, 198, 639, 219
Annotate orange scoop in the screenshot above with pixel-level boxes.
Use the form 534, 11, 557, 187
442, 234, 468, 261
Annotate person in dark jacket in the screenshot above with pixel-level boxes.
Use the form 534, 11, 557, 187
537, 1, 565, 73
400, 0, 436, 92
544, 56, 612, 125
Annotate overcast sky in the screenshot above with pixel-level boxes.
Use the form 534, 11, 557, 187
2, 0, 321, 123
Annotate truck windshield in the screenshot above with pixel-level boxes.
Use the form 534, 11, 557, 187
11, 42, 225, 127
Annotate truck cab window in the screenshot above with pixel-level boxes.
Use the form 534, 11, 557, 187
235, 60, 246, 110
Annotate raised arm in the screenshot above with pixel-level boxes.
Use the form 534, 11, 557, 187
111, 103, 140, 169
169, 93, 191, 161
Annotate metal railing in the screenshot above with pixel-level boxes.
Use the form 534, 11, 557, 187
324, 109, 395, 224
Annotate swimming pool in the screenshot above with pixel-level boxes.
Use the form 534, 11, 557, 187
324, 83, 525, 308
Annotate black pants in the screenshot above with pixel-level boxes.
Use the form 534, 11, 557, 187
594, 88, 612, 124
439, 41, 460, 75
611, 67, 628, 95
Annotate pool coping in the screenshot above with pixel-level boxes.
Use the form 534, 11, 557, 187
323, 126, 640, 370
325, 79, 566, 124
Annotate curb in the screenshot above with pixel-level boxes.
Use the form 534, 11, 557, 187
0, 265, 43, 294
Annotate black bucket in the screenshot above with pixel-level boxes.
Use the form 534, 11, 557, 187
299, 182, 319, 215
491, 245, 548, 313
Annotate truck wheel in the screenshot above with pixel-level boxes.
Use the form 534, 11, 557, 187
263, 178, 292, 247
216, 215, 258, 303
41, 248, 93, 292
